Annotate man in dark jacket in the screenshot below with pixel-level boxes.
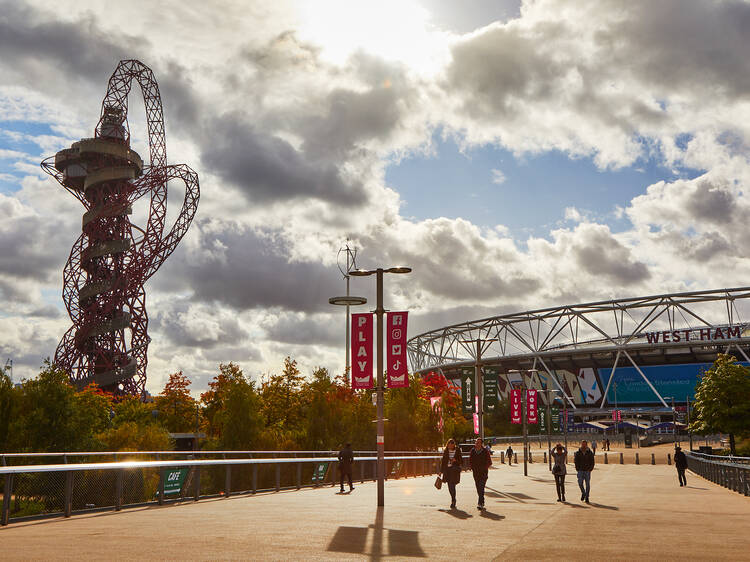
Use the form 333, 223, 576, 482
506, 445, 514, 466
674, 446, 688, 486
337, 443, 354, 492
573, 440, 595, 503
469, 438, 492, 510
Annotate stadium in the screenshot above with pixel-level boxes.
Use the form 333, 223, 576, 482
407, 286, 750, 427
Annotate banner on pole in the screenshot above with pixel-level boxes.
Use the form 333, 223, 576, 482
430, 397, 443, 431
386, 311, 409, 387
551, 407, 560, 433
511, 389, 522, 424
527, 389, 538, 424
351, 313, 373, 389
461, 367, 474, 415
482, 367, 499, 410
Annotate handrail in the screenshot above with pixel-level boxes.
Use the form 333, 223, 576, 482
688, 451, 750, 463
0, 450, 438, 458
0, 455, 440, 475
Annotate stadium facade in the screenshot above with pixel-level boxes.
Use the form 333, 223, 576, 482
407, 287, 750, 414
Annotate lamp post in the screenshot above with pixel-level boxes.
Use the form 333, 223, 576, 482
350, 266, 411, 507
335, 243, 359, 386
329, 294, 368, 383
664, 396, 677, 447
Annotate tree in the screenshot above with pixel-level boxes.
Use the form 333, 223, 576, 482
154, 372, 198, 433
690, 354, 750, 455
0, 368, 14, 451
259, 357, 305, 432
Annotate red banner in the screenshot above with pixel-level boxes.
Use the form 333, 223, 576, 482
511, 389, 522, 424
351, 313, 373, 389
527, 389, 538, 424
386, 311, 408, 388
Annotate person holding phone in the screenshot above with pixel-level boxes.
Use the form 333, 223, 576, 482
441, 438, 463, 509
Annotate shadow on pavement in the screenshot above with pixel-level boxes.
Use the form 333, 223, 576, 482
438, 508, 473, 519
588, 502, 618, 510
326, 507, 426, 559
480, 509, 505, 521
563, 502, 588, 508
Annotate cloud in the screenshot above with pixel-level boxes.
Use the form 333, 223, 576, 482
490, 168, 506, 185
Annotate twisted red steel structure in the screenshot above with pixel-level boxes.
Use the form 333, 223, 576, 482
42, 60, 199, 396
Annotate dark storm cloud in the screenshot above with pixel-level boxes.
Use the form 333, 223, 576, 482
262, 312, 341, 347
0, 212, 66, 285
0, 1, 144, 89
150, 300, 249, 349
685, 182, 734, 225
573, 225, 650, 284
200, 113, 368, 206
154, 220, 342, 313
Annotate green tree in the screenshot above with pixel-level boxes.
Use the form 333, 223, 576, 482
0, 368, 15, 451
690, 354, 750, 455
154, 371, 198, 433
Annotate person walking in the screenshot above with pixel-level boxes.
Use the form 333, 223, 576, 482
506, 445, 514, 466
674, 446, 688, 486
550, 443, 567, 502
469, 438, 492, 510
591, 439, 598, 455
605, 438, 610, 451
441, 438, 463, 509
337, 443, 354, 493
574, 440, 595, 503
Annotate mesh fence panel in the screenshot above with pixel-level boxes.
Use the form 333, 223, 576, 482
9, 471, 66, 519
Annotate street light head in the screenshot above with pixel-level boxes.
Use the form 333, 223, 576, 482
329, 295, 368, 306
349, 269, 374, 277
385, 266, 412, 274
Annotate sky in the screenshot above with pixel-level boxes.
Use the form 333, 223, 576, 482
2, 0, 750, 395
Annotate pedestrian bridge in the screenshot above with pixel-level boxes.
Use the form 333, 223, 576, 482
1, 457, 748, 559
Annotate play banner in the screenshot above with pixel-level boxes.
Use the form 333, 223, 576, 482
527, 389, 538, 424
351, 313, 373, 389
386, 311, 408, 387
511, 389, 522, 424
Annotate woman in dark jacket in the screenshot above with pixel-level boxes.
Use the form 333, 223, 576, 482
441, 438, 463, 509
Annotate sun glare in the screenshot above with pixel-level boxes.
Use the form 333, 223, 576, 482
298, 0, 448, 76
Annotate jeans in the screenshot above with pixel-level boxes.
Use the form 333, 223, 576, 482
340, 469, 352, 490
473, 474, 487, 505
447, 481, 457, 505
577, 470, 591, 499
677, 468, 687, 486
554, 473, 565, 499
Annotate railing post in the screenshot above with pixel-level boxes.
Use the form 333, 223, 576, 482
501, 451, 505, 464
2, 473, 12, 526
635, 453, 639, 465
296, 462, 301, 490
115, 469, 124, 511
360, 460, 365, 483
620, 453, 624, 464
275, 463, 281, 492
64, 471, 74, 517
158, 469, 165, 505
225, 465, 232, 498
651, 453, 655, 465
194, 467, 201, 501
252, 464, 257, 494
668, 453, 671, 465
604, 453, 608, 464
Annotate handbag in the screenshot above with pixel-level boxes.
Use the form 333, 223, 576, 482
434, 475, 443, 490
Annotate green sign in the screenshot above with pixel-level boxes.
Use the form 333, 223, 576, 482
389, 460, 403, 477
460, 368, 474, 415
537, 407, 544, 428
163, 468, 189, 495
551, 407, 561, 433
483, 367, 499, 410
312, 462, 329, 483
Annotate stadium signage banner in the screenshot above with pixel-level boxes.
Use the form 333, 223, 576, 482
510, 389, 522, 424
386, 311, 409, 387
644, 326, 741, 344
351, 313, 374, 389
461, 368, 474, 414
527, 389, 538, 424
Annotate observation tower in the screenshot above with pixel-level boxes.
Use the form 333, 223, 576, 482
42, 60, 200, 396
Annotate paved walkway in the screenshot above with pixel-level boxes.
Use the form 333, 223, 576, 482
1, 461, 748, 560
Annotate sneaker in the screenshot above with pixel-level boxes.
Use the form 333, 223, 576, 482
556, 498, 561, 502
350, 486, 355, 491
477, 504, 482, 510
562, 496, 566, 502
450, 502, 456, 509
581, 493, 585, 501
340, 489, 345, 493
585, 498, 590, 504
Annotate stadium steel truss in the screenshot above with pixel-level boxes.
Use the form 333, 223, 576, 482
41, 60, 200, 396
407, 286, 750, 410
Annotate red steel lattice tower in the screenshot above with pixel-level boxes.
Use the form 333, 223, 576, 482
41, 59, 199, 396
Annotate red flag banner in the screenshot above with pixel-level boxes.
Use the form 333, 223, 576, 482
511, 389, 522, 424
386, 311, 408, 388
527, 389, 538, 424
351, 313, 373, 389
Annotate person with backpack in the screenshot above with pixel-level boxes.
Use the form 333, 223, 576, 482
550, 443, 567, 502
337, 443, 354, 493
468, 438, 492, 510
674, 446, 688, 486
441, 438, 463, 509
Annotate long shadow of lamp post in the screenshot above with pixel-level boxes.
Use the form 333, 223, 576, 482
350, 266, 412, 507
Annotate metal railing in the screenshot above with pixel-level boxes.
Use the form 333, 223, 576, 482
688, 451, 750, 465
686, 453, 750, 496
0, 450, 434, 466
0, 454, 441, 526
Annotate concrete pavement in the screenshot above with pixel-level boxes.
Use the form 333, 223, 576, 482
1, 461, 748, 560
